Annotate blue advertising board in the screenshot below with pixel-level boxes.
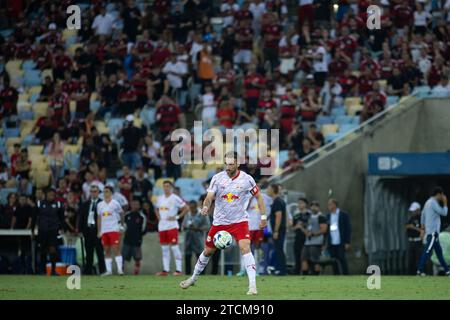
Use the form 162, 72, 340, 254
368, 153, 450, 176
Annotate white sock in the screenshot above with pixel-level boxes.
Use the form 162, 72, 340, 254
192, 252, 210, 280
105, 258, 113, 273
171, 245, 182, 272
243, 252, 256, 287
161, 245, 170, 272
115, 256, 123, 273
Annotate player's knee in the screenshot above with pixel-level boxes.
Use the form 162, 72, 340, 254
239, 244, 251, 255
203, 247, 215, 257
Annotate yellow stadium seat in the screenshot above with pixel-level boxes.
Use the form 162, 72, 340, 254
64, 144, 81, 154
41, 69, 53, 81
30, 154, 48, 170
32, 102, 48, 118
191, 169, 209, 179
94, 121, 109, 134
5, 60, 22, 73
344, 97, 361, 108
27, 145, 44, 155
17, 102, 32, 111
68, 43, 83, 56
62, 29, 78, 41
6, 137, 23, 148
70, 100, 76, 114
321, 124, 339, 136
32, 170, 51, 189
28, 86, 42, 95
18, 93, 30, 103
20, 127, 32, 137
151, 195, 158, 204
351, 71, 361, 77
377, 80, 387, 90
155, 177, 174, 189
346, 104, 363, 116
90, 92, 98, 101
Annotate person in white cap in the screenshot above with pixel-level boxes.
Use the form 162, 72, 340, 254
405, 201, 422, 275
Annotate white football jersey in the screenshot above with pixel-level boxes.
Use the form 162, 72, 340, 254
247, 196, 261, 231
156, 193, 187, 231
207, 170, 259, 226
97, 199, 123, 235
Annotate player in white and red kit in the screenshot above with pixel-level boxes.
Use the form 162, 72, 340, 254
180, 152, 267, 295
237, 195, 265, 276
97, 186, 124, 276
155, 181, 189, 276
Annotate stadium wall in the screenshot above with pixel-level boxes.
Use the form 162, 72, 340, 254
280, 98, 450, 274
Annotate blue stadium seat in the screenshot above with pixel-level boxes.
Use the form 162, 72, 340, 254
153, 187, 163, 196
334, 115, 353, 126
22, 60, 37, 71
4, 128, 21, 138
0, 188, 17, 205
18, 110, 34, 120
331, 107, 346, 117
22, 134, 35, 146
140, 106, 156, 128
338, 124, 358, 134
30, 92, 40, 104
24, 70, 42, 87
387, 96, 399, 105
324, 133, 342, 144
316, 115, 334, 126
0, 29, 13, 38
90, 100, 101, 113
278, 150, 289, 167
351, 116, 360, 125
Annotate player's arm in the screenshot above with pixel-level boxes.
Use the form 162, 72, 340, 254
255, 193, 267, 229
201, 192, 215, 216
97, 213, 102, 238
155, 207, 160, 220
176, 204, 189, 220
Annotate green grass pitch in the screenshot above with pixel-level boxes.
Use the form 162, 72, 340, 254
1, 275, 449, 300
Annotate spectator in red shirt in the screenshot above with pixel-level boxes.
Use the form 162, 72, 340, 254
52, 45, 72, 81
49, 83, 69, 123
155, 95, 182, 139
263, 14, 282, 70
234, 19, 254, 67
118, 80, 138, 116
0, 77, 18, 119
217, 100, 237, 129
71, 74, 91, 119
10, 143, 21, 177
118, 165, 135, 203
282, 149, 303, 172
356, 69, 374, 96
243, 64, 266, 114
306, 123, 324, 150
257, 89, 276, 125
299, 88, 321, 122
361, 82, 387, 122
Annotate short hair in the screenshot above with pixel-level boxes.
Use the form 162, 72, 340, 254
298, 197, 309, 205
270, 183, 280, 195
189, 200, 197, 206
224, 151, 238, 162
329, 198, 339, 206
104, 185, 114, 193
432, 186, 444, 196
163, 180, 173, 187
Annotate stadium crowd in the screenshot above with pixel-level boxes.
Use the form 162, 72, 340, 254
0, 0, 450, 274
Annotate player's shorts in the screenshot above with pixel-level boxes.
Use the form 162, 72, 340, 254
122, 244, 142, 261
101, 231, 120, 246
301, 245, 322, 263
205, 221, 250, 248
159, 228, 179, 245
249, 230, 264, 245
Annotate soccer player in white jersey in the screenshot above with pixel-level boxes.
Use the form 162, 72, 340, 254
155, 180, 189, 276
97, 186, 124, 275
180, 152, 267, 295
237, 195, 265, 276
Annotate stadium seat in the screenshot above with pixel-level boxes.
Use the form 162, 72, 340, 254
152, 187, 163, 196
351, 116, 360, 125
64, 144, 81, 154
30, 92, 40, 104
331, 107, 346, 117
321, 124, 339, 136
4, 128, 21, 138
316, 115, 334, 126
22, 60, 37, 71
27, 145, 44, 155
324, 133, 342, 144
346, 104, 363, 116
0, 188, 18, 205
377, 79, 387, 91
32, 102, 48, 118
90, 100, 101, 113
41, 69, 53, 81
5, 60, 22, 74
387, 96, 399, 105
6, 137, 22, 149
28, 86, 42, 95
140, 106, 156, 128
18, 110, 34, 120
24, 70, 42, 87
334, 115, 353, 126
18, 93, 30, 104
22, 134, 35, 146
191, 169, 209, 179
32, 170, 51, 189
94, 121, 109, 134
344, 97, 361, 108
278, 150, 289, 167
338, 124, 358, 134
68, 43, 84, 56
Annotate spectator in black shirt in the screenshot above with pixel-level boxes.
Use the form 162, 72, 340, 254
122, 199, 147, 275
132, 166, 153, 203
405, 202, 423, 275
387, 66, 408, 96
168, 4, 193, 43
39, 76, 54, 102
147, 66, 169, 102
268, 183, 287, 275
122, 0, 141, 42
119, 114, 143, 170
97, 74, 121, 119
12, 194, 33, 274
143, 190, 157, 232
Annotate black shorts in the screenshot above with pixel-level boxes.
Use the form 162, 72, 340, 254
301, 245, 322, 263
122, 244, 142, 261
39, 230, 58, 249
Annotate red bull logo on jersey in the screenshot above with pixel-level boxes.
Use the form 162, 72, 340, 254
159, 206, 169, 211
102, 211, 111, 217
221, 193, 240, 203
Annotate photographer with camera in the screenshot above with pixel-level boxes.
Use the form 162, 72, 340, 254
291, 198, 311, 274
